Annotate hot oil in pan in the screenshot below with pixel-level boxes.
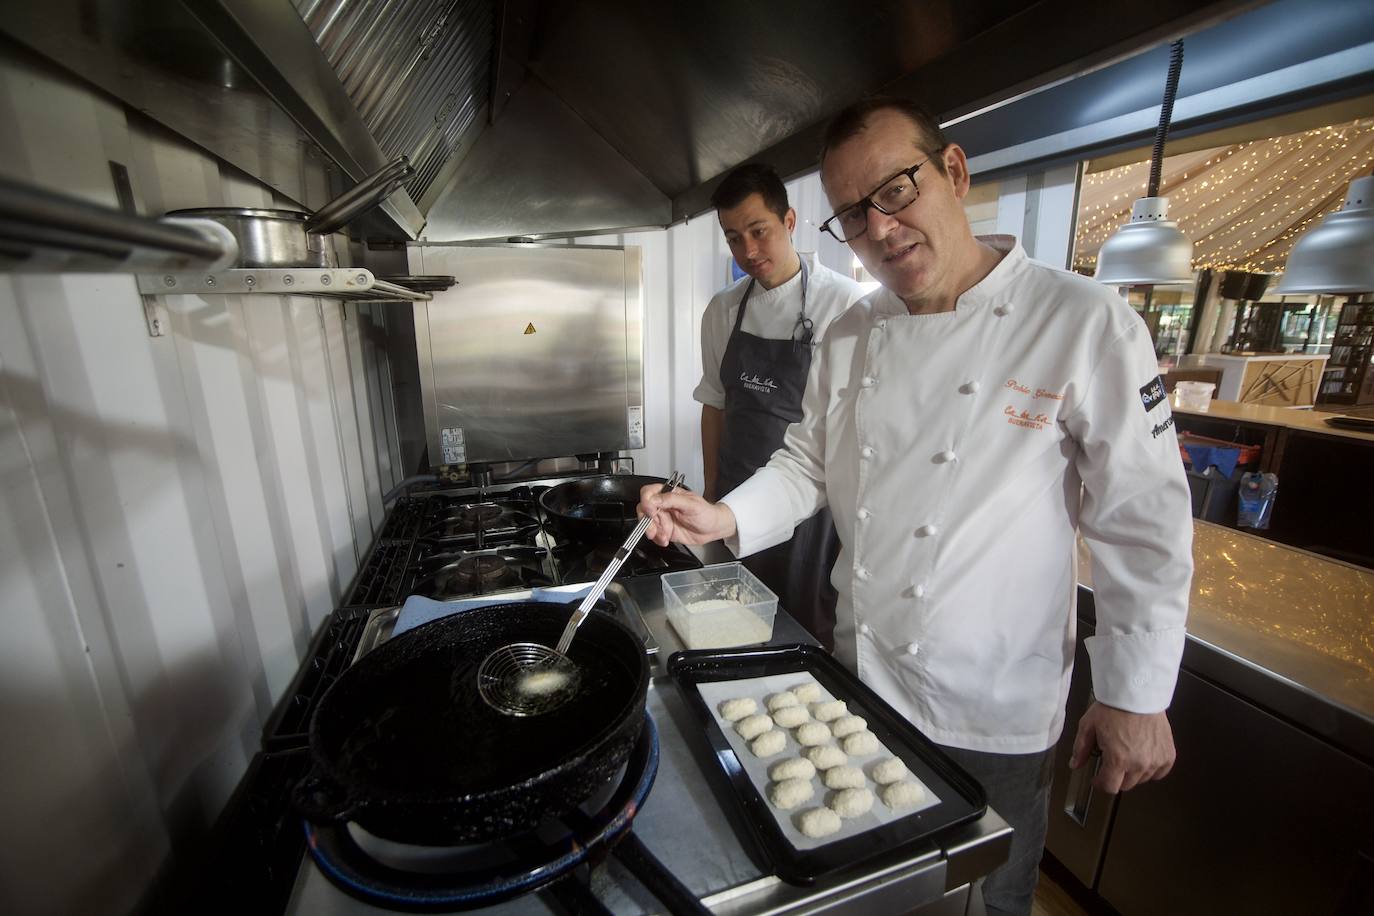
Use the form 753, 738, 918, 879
332, 612, 636, 797
566, 500, 638, 522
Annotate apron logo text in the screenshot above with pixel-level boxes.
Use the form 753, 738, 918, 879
739, 372, 779, 394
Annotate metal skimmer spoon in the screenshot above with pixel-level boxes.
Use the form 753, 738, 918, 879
477, 472, 686, 716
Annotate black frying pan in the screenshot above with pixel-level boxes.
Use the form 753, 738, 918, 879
293, 601, 648, 845
539, 474, 674, 541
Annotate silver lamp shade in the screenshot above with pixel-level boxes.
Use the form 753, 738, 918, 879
1275, 175, 1374, 294
1094, 197, 1195, 286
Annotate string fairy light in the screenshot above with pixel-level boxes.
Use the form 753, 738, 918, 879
1073, 117, 1374, 275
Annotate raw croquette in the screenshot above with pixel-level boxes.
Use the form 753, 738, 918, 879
735, 713, 773, 740
768, 757, 816, 781
803, 745, 848, 770
882, 781, 927, 808
772, 705, 810, 728
795, 722, 831, 746
811, 700, 847, 722
841, 731, 880, 756
798, 806, 842, 838
750, 729, 786, 758
719, 697, 757, 721
822, 765, 865, 789
829, 786, 875, 818
792, 682, 822, 703
830, 715, 867, 738
872, 757, 909, 784
766, 691, 799, 711
768, 777, 814, 809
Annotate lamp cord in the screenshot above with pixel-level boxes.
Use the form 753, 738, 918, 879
1148, 40, 1185, 199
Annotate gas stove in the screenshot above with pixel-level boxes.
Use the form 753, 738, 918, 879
340, 475, 703, 609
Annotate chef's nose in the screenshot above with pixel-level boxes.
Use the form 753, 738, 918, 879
867, 205, 901, 241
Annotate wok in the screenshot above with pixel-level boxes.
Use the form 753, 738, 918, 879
540, 474, 676, 541
293, 601, 648, 845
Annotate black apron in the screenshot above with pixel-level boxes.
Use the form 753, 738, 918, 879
717, 262, 841, 650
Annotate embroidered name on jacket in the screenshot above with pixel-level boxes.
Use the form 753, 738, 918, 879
1004, 405, 1052, 430
1140, 376, 1167, 412
739, 372, 779, 394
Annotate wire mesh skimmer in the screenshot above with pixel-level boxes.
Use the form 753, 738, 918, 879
477, 472, 686, 716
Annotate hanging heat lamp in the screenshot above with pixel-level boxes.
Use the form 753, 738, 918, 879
1095, 40, 1195, 286
1274, 173, 1374, 294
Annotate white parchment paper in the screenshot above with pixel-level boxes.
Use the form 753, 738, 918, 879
695, 672, 940, 851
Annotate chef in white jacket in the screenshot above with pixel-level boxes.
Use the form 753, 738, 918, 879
641, 97, 1193, 916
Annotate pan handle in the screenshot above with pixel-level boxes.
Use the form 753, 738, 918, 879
292, 768, 361, 825
305, 156, 414, 235
610, 831, 713, 916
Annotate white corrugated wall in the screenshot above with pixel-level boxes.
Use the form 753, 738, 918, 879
0, 52, 405, 915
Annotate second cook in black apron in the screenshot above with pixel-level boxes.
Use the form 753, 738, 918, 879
716, 261, 842, 649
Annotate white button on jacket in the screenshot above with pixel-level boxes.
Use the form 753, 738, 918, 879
722, 238, 1193, 754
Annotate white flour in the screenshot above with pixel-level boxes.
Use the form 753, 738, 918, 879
678, 598, 770, 648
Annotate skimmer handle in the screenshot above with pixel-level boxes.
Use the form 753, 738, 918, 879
554, 471, 685, 655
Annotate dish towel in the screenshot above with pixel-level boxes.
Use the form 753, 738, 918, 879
394, 585, 598, 636
1183, 444, 1240, 479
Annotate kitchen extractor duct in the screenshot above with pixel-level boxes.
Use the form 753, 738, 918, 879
424, 79, 670, 241
5, 0, 1287, 242
292, 0, 495, 208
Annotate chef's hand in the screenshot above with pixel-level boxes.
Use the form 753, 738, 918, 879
1070, 702, 1175, 794
638, 485, 737, 547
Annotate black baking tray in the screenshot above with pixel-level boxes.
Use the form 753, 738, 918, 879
668, 644, 987, 885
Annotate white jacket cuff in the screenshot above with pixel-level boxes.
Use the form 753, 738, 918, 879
719, 470, 798, 557
1085, 626, 1187, 713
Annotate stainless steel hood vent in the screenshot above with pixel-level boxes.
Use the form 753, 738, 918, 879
293, 0, 495, 207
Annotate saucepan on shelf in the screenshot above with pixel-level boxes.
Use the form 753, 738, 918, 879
164, 155, 413, 269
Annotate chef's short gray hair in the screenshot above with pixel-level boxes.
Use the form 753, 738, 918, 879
821, 97, 949, 175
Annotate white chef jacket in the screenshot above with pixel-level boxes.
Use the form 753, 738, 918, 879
693, 252, 867, 409
721, 236, 1193, 754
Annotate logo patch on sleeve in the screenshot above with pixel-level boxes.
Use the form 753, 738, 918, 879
1139, 376, 1167, 412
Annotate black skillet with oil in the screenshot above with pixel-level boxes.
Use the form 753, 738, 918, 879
300, 602, 648, 845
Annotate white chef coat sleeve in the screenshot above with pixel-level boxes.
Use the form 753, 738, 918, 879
1063, 316, 1193, 715
692, 292, 730, 409
719, 332, 832, 557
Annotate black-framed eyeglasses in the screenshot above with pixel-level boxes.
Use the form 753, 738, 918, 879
819, 157, 933, 243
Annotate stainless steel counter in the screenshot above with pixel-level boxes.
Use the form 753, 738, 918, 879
1079, 520, 1374, 761
286, 543, 1012, 914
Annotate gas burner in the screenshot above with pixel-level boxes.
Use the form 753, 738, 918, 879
410, 546, 554, 599
554, 540, 702, 584
420, 496, 542, 547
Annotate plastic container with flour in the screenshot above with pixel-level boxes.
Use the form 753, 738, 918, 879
663, 562, 777, 649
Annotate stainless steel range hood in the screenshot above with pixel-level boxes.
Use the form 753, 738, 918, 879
1, 0, 1270, 243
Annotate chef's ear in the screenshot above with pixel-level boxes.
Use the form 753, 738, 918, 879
784, 207, 797, 234
943, 145, 972, 200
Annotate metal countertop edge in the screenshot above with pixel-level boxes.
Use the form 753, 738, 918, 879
1077, 585, 1374, 765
